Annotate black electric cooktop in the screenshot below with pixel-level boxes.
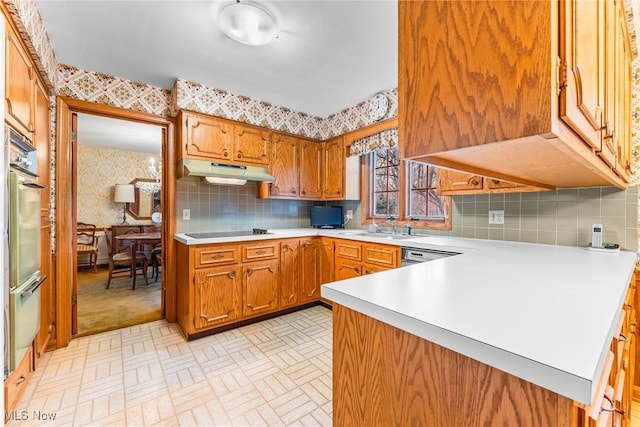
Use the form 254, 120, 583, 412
186, 228, 272, 239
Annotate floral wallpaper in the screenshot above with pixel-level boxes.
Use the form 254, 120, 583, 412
171, 78, 397, 140
77, 145, 159, 228
4, 0, 57, 90
58, 64, 171, 116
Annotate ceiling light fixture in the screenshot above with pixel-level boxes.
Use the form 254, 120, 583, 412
217, 0, 280, 46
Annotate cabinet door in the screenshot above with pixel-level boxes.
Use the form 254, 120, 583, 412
279, 240, 299, 308
438, 169, 483, 194
270, 133, 299, 197
6, 25, 34, 139
320, 238, 335, 285
362, 263, 389, 276
243, 260, 279, 317
613, 2, 631, 181
560, 0, 605, 152
484, 178, 519, 190
184, 113, 233, 160
322, 137, 345, 200
194, 266, 241, 329
300, 238, 320, 302
299, 139, 322, 199
335, 258, 361, 281
233, 123, 270, 165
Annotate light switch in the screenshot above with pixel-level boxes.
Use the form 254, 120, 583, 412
182, 209, 191, 220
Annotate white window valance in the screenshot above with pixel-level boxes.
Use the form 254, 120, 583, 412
348, 128, 398, 157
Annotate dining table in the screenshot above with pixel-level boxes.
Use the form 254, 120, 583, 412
114, 232, 161, 289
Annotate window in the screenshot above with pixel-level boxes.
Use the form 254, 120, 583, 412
365, 147, 451, 229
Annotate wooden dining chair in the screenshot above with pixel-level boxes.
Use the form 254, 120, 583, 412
104, 230, 149, 290
76, 222, 99, 272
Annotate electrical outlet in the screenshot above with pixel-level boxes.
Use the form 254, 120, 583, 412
346, 210, 353, 219
488, 210, 504, 225
182, 209, 191, 220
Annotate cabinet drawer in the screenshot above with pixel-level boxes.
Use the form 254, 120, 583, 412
194, 245, 239, 268
242, 242, 279, 262
363, 244, 399, 268
335, 241, 362, 261
4, 346, 32, 414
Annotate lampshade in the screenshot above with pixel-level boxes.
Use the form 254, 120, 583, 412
218, 1, 279, 46
113, 184, 135, 203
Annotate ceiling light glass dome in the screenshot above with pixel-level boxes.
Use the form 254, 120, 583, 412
218, 1, 280, 46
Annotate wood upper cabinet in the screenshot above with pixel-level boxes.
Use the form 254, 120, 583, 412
279, 240, 299, 308
233, 123, 270, 165
322, 137, 345, 199
300, 238, 321, 303
560, 0, 606, 154
242, 259, 279, 317
5, 23, 34, 140
399, 0, 632, 189
270, 133, 299, 197
438, 168, 545, 195
299, 139, 322, 199
194, 266, 241, 329
182, 110, 233, 160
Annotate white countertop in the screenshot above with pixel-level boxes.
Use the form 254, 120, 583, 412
175, 228, 637, 404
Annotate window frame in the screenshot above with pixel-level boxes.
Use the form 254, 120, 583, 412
361, 152, 452, 230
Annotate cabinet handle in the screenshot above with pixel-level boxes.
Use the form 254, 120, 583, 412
491, 179, 500, 185
256, 250, 266, 255
302, 190, 306, 195
246, 268, 253, 276
237, 152, 243, 159
302, 242, 311, 248
228, 271, 236, 279
470, 179, 479, 186
291, 188, 296, 194
364, 270, 373, 275
600, 394, 615, 413
618, 333, 628, 342
223, 150, 229, 157
15, 375, 26, 386
354, 267, 360, 274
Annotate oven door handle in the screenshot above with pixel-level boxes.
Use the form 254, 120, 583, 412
21, 180, 45, 189
21, 275, 47, 297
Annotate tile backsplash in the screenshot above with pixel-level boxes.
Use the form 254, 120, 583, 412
176, 181, 317, 233
177, 181, 638, 252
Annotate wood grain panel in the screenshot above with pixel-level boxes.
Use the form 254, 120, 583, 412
322, 137, 344, 199
335, 240, 362, 261
194, 266, 241, 329
333, 304, 574, 426
299, 139, 322, 199
242, 260, 279, 317
183, 111, 233, 160
279, 240, 299, 308
233, 123, 270, 165
400, 1, 552, 159
270, 133, 299, 197
299, 238, 320, 302
363, 244, 399, 268
242, 242, 279, 262
195, 245, 239, 268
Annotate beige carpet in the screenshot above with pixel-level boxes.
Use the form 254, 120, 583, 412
76, 266, 162, 337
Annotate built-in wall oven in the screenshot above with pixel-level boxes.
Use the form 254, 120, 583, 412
7, 128, 44, 371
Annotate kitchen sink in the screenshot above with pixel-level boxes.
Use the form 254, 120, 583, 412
359, 232, 418, 240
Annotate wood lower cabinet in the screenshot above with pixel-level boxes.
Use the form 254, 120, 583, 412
4, 347, 33, 420
333, 275, 637, 426
176, 236, 403, 338
242, 260, 279, 318
280, 240, 300, 308
193, 266, 241, 329
300, 238, 321, 303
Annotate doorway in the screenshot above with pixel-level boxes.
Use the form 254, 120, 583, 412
55, 98, 176, 348
75, 113, 164, 336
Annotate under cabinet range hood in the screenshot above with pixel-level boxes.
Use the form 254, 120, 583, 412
177, 159, 275, 185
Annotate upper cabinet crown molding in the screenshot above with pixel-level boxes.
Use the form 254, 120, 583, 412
399, 0, 632, 190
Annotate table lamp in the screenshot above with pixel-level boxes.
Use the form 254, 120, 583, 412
114, 184, 135, 224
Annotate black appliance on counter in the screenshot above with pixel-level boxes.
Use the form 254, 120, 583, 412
186, 228, 272, 239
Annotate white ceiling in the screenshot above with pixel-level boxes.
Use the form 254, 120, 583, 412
36, 0, 398, 118
77, 113, 162, 153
